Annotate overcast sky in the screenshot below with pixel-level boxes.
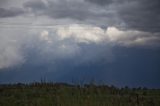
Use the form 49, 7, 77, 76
0, 0, 160, 88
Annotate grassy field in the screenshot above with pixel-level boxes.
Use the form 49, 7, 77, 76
0, 83, 160, 106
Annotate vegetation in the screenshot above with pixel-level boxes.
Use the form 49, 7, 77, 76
0, 82, 160, 106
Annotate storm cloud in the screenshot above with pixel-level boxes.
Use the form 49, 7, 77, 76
21, 0, 160, 33
0, 0, 160, 87
85, 0, 113, 6
0, 0, 160, 69
116, 0, 160, 32
0, 7, 24, 18
85, 0, 160, 32
0, 24, 159, 69
23, 0, 114, 22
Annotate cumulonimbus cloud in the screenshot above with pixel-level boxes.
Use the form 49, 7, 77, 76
0, 24, 160, 69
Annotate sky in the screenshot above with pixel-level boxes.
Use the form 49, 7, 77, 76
0, 0, 160, 88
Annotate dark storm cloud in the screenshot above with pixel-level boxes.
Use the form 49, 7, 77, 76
22, 0, 160, 32
44, 1, 92, 20
116, 0, 160, 32
0, 7, 24, 18
23, 0, 114, 22
85, 0, 113, 6
23, 0, 47, 11
87, 0, 160, 32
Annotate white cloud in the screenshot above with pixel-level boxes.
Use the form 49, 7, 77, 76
40, 30, 53, 43
56, 24, 160, 46
56, 24, 106, 43
106, 27, 160, 46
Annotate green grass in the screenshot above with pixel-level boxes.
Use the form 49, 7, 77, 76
0, 83, 160, 106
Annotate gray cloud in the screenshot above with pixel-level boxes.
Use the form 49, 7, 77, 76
22, 0, 160, 33
0, 0, 9, 7
0, 29, 26, 69
23, 0, 47, 12
85, 0, 160, 32
85, 0, 113, 6
116, 0, 160, 32
24, 0, 88, 20
0, 7, 25, 18
23, 0, 117, 26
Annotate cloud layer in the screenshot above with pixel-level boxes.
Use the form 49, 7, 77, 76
0, 0, 160, 31
21, 0, 160, 32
